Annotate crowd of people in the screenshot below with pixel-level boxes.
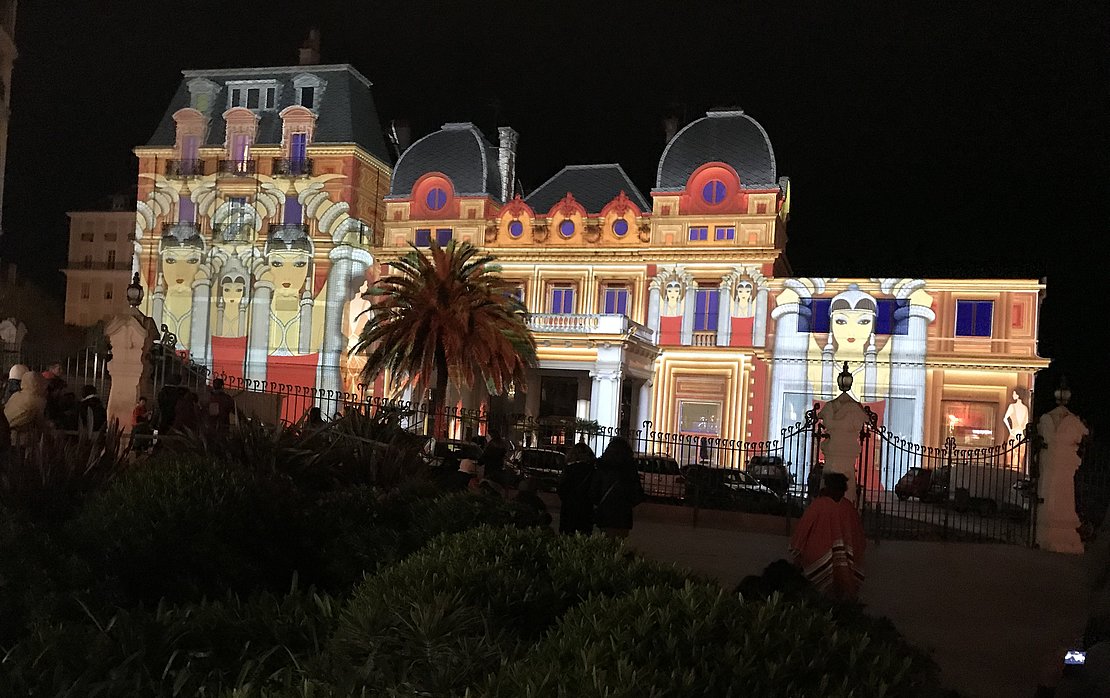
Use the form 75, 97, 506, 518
2, 362, 106, 448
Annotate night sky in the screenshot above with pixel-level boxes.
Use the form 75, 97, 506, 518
1, 1, 1106, 427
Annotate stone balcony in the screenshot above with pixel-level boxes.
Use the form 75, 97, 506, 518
527, 313, 654, 342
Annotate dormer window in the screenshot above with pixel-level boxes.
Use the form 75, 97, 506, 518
226, 80, 280, 112
187, 77, 219, 114
292, 73, 326, 112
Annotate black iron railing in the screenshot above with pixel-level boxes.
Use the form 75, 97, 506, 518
217, 159, 257, 176
165, 159, 205, 177
272, 157, 314, 177
161, 222, 202, 238
268, 223, 310, 239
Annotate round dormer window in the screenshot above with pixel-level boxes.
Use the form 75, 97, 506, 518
701, 180, 726, 205
508, 220, 524, 238
426, 187, 448, 211
612, 219, 629, 236
559, 219, 575, 237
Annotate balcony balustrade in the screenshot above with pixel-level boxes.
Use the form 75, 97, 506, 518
272, 157, 314, 177
268, 223, 310, 239
165, 159, 205, 177
527, 314, 654, 342
161, 222, 202, 239
217, 159, 257, 176
691, 331, 718, 347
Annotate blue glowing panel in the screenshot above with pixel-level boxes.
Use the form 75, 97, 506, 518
559, 219, 575, 237
714, 226, 735, 241
508, 220, 524, 238
435, 228, 453, 246
688, 226, 708, 241
956, 300, 993, 337
426, 187, 447, 211
798, 299, 832, 334
875, 299, 910, 336
613, 219, 629, 236
551, 287, 575, 314
604, 288, 629, 315
283, 195, 303, 225
415, 228, 431, 247
702, 180, 726, 205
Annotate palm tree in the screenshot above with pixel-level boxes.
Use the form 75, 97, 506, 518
352, 241, 536, 435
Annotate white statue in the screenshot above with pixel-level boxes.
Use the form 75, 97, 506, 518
817, 366, 870, 502
1036, 389, 1086, 554
1002, 387, 1030, 442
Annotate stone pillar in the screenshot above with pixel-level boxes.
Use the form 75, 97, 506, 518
752, 288, 768, 348
1036, 404, 1086, 554
298, 290, 313, 354
681, 281, 697, 346
104, 311, 159, 432
716, 279, 732, 346
887, 302, 934, 444
151, 274, 166, 328
590, 364, 622, 454
189, 277, 212, 365
636, 379, 653, 433
646, 284, 661, 341
317, 245, 373, 403
245, 281, 273, 385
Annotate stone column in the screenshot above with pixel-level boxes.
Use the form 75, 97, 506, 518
189, 277, 212, 365
298, 290, 314, 354
590, 364, 622, 454
681, 281, 697, 345
752, 288, 769, 348
636, 379, 654, 433
104, 311, 159, 432
245, 281, 273, 385
768, 284, 817, 440
887, 302, 934, 444
716, 279, 732, 346
151, 274, 166, 328
317, 245, 373, 403
646, 283, 661, 341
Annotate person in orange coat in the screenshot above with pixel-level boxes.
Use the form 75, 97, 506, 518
789, 472, 867, 601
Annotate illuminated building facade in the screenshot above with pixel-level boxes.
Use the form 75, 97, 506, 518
62, 203, 135, 326
383, 111, 1047, 447
132, 62, 391, 417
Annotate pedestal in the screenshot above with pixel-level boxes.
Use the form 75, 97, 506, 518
104, 310, 159, 431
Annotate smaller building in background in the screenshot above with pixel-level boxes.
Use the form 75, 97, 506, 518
62, 197, 135, 326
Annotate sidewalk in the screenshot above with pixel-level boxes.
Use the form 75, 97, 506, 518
622, 515, 1088, 698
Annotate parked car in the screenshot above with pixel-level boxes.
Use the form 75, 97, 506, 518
684, 465, 791, 514
894, 466, 949, 502
423, 439, 483, 469
634, 454, 685, 500
507, 448, 567, 491
745, 456, 795, 497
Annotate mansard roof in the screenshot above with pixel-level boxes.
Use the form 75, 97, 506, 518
656, 109, 777, 191
525, 164, 649, 215
145, 64, 390, 163
389, 123, 503, 201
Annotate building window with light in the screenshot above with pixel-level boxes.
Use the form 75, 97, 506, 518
435, 228, 453, 246
549, 285, 575, 314
955, 300, 993, 337
943, 401, 997, 446
693, 289, 719, 331
688, 226, 708, 241
80, 283, 90, 300
714, 226, 735, 241
415, 229, 431, 247
602, 285, 629, 315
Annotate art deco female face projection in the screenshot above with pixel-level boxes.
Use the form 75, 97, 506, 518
735, 280, 753, 305
267, 250, 310, 294
161, 248, 202, 290
829, 287, 876, 350
664, 280, 683, 309
221, 276, 246, 305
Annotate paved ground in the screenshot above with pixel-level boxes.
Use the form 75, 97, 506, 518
621, 515, 1088, 698
540, 493, 1089, 698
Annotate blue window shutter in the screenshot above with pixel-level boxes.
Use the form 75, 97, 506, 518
291, 132, 307, 161
955, 301, 974, 336
708, 290, 720, 331
812, 299, 831, 334
617, 290, 628, 315
179, 197, 195, 223
415, 229, 431, 247
564, 289, 575, 313
694, 291, 707, 330
604, 290, 615, 314
283, 195, 303, 224
436, 228, 452, 246
975, 301, 993, 337
875, 299, 893, 335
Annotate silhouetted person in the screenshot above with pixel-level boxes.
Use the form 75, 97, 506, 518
78, 385, 106, 432
206, 378, 235, 433
480, 428, 508, 482
173, 390, 201, 432
558, 442, 596, 535
590, 437, 644, 538
789, 472, 866, 601
514, 477, 552, 526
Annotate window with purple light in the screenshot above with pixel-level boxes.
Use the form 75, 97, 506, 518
714, 226, 735, 241
425, 187, 447, 211
435, 228, 453, 246
550, 286, 575, 314
612, 218, 629, 236
415, 229, 431, 247
955, 300, 993, 337
603, 287, 629, 315
702, 180, 726, 205
508, 220, 524, 238
688, 226, 708, 241
694, 289, 720, 331
559, 219, 575, 237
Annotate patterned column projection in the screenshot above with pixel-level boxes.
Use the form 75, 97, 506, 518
189, 277, 213, 365
298, 290, 313, 353
317, 245, 373, 403
245, 281, 273, 385
716, 278, 732, 346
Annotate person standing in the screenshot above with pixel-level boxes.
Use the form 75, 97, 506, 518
789, 473, 867, 601
3, 371, 47, 447
206, 378, 236, 433
558, 442, 597, 535
590, 437, 644, 538
77, 385, 107, 432
480, 429, 509, 483
132, 397, 150, 427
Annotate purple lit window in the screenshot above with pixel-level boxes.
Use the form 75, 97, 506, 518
688, 226, 708, 241
415, 228, 431, 247
694, 289, 720, 331
559, 219, 575, 237
426, 187, 447, 211
179, 196, 195, 223
508, 220, 524, 238
612, 219, 629, 236
550, 287, 575, 314
435, 228, 453, 246
603, 287, 629, 315
702, 180, 726, 205
283, 195, 303, 224
714, 226, 735, 241
955, 300, 993, 337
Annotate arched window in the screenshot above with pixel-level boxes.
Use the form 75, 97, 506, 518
701, 180, 726, 205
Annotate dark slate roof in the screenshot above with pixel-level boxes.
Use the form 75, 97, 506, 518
655, 110, 778, 191
145, 64, 391, 164
389, 123, 503, 201
525, 164, 649, 215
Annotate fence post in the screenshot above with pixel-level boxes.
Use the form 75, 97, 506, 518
942, 437, 955, 540
103, 311, 160, 432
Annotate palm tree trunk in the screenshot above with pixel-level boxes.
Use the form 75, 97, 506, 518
432, 342, 449, 438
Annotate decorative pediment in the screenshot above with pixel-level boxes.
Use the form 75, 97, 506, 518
551, 193, 586, 219
502, 194, 533, 219
600, 190, 641, 218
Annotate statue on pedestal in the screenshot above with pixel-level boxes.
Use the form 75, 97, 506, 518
816, 363, 869, 502
1036, 380, 1086, 554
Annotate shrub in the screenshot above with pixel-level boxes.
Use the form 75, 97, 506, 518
331, 527, 689, 694
0, 586, 338, 697
481, 584, 946, 698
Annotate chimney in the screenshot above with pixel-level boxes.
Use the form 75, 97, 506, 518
388, 119, 412, 159
663, 115, 680, 144
497, 126, 519, 202
299, 29, 321, 65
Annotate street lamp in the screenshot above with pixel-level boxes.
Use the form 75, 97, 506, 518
836, 361, 853, 393
1054, 376, 1071, 407
126, 272, 144, 308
